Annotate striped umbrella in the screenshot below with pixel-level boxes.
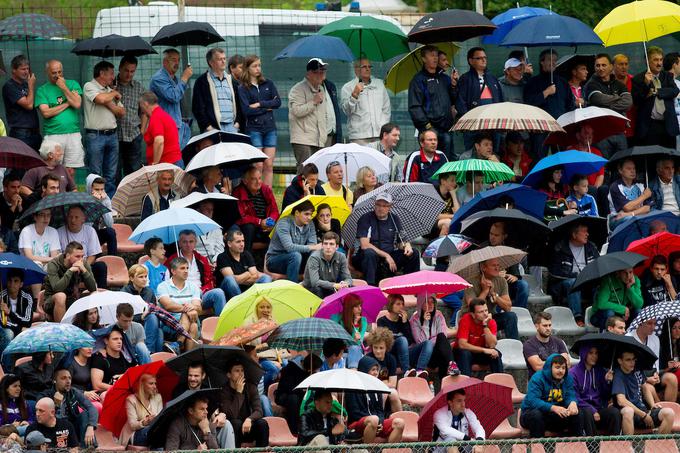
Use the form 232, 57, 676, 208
453, 102, 564, 132
18, 192, 110, 228
431, 159, 515, 184
448, 245, 526, 281
0, 137, 45, 169
267, 318, 356, 351
3, 323, 94, 357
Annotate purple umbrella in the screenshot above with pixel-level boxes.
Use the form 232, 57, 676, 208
0, 137, 45, 169
314, 286, 388, 323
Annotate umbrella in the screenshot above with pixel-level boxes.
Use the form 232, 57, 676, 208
302, 142, 391, 186
145, 303, 197, 344
522, 150, 608, 188
3, 323, 94, 357
423, 234, 476, 259
501, 13, 603, 47
460, 208, 550, 249
0, 13, 67, 61
482, 6, 552, 45
379, 270, 471, 296
341, 183, 445, 246
432, 159, 515, 185
608, 145, 680, 184
608, 210, 680, 252
318, 16, 409, 62
453, 102, 564, 133
213, 280, 321, 340
129, 207, 220, 245
385, 42, 460, 94
165, 345, 263, 387
408, 9, 496, 43
112, 163, 193, 217
18, 192, 110, 229
99, 361, 179, 436
185, 142, 267, 174
0, 137, 45, 169
418, 379, 513, 442
151, 21, 223, 47
0, 252, 46, 286
267, 318, 356, 351
295, 368, 391, 393
181, 130, 252, 165
570, 251, 647, 294
627, 232, 680, 275
71, 34, 157, 57
314, 286, 388, 323
275, 35, 355, 62
170, 192, 239, 231
544, 107, 629, 147
627, 301, 680, 337
275, 195, 352, 236
570, 331, 658, 371
548, 215, 608, 248
60, 291, 147, 326
448, 246, 527, 282
212, 319, 278, 347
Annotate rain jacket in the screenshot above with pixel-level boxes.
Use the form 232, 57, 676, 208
85, 173, 113, 228
568, 344, 612, 414
408, 68, 457, 132
345, 356, 385, 423
340, 77, 391, 140
592, 274, 644, 316
548, 238, 599, 279
456, 68, 503, 117
238, 79, 281, 133
522, 353, 577, 413
524, 72, 575, 119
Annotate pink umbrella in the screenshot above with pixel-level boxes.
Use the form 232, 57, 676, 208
379, 270, 471, 297
314, 286, 387, 323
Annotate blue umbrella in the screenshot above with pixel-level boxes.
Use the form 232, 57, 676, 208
449, 184, 547, 234
608, 210, 680, 253
274, 35, 355, 62
0, 252, 46, 286
3, 323, 95, 357
500, 14, 603, 47
482, 6, 552, 45
521, 150, 608, 188
129, 207, 220, 245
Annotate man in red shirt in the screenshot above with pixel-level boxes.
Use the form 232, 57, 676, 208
454, 298, 503, 375
139, 91, 183, 167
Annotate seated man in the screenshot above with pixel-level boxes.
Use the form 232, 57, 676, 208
641, 255, 677, 307
433, 389, 485, 447
458, 132, 500, 161
320, 337, 347, 371
157, 257, 201, 351
523, 312, 570, 378
233, 166, 279, 250
166, 394, 219, 450
0, 173, 24, 230
0, 269, 35, 341
43, 241, 97, 322
454, 298, 503, 376
403, 129, 448, 183
87, 175, 117, 256
21, 140, 76, 197
193, 200, 224, 262
266, 199, 320, 282
303, 231, 352, 297
520, 354, 583, 438
49, 367, 98, 448
140, 169, 177, 221
298, 390, 346, 447
91, 325, 137, 392
590, 268, 643, 332
57, 205, 107, 289
216, 229, 271, 299
345, 356, 404, 443
25, 398, 78, 453
613, 350, 674, 435
649, 158, 680, 216
172, 361, 209, 398
282, 162, 325, 210
481, 221, 529, 309
114, 302, 151, 365
608, 158, 652, 223
607, 315, 627, 335
354, 193, 419, 286
322, 161, 353, 207
22, 172, 60, 212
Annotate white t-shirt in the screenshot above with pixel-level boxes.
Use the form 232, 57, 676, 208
18, 224, 61, 258
659, 177, 680, 215
57, 225, 102, 258
627, 330, 661, 371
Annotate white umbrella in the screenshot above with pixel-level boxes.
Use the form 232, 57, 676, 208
295, 368, 391, 393
61, 291, 147, 326
185, 142, 267, 173
170, 191, 237, 208
303, 143, 391, 186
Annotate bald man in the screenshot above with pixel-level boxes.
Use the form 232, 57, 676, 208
25, 397, 79, 453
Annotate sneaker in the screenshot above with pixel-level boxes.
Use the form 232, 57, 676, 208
405, 368, 417, 378
416, 369, 429, 380
447, 361, 461, 376
575, 316, 585, 328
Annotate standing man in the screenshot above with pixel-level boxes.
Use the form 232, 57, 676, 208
35, 59, 84, 178
499, 57, 526, 104
2, 54, 41, 151
523, 312, 570, 378
613, 53, 637, 143
150, 49, 193, 149
403, 130, 447, 183
83, 61, 125, 198
368, 123, 402, 183
341, 58, 390, 144
116, 55, 146, 178
139, 91, 183, 167
454, 298, 503, 376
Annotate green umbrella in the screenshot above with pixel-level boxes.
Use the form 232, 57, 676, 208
19, 192, 110, 229
432, 159, 515, 188
318, 16, 410, 62
267, 318, 356, 351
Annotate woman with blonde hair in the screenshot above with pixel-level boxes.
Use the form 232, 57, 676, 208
330, 294, 368, 369
353, 166, 381, 201
120, 373, 163, 446
248, 296, 280, 392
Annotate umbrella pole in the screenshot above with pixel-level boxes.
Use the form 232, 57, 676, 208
516, 2, 530, 66
198, 237, 214, 264
344, 153, 349, 191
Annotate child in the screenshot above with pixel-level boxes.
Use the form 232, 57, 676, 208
143, 238, 167, 294
86, 174, 117, 255
566, 173, 599, 217
456, 173, 486, 207
0, 269, 34, 340
366, 327, 402, 412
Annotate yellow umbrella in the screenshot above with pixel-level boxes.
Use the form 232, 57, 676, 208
385, 42, 460, 94
269, 194, 352, 238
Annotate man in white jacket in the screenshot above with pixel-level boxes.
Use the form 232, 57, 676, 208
433, 389, 485, 453
341, 58, 391, 144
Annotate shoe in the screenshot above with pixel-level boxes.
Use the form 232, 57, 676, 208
575, 317, 585, 328
416, 369, 429, 380
405, 369, 417, 378
163, 342, 179, 355
448, 361, 461, 376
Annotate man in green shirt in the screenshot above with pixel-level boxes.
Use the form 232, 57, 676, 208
590, 268, 643, 332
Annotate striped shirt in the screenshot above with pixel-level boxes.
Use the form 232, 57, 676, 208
210, 72, 234, 125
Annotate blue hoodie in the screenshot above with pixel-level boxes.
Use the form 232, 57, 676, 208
521, 353, 577, 413
345, 356, 385, 424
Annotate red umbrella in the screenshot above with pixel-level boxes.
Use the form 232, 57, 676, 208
379, 270, 471, 297
99, 361, 179, 436
0, 136, 46, 169
626, 231, 680, 275
417, 378, 513, 441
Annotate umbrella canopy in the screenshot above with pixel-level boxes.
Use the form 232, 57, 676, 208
423, 234, 476, 259
275, 35, 355, 61
627, 232, 680, 275
544, 107, 629, 147
418, 379, 513, 442
267, 318, 356, 351
0, 13, 67, 38
554, 54, 596, 81
548, 215, 608, 248
453, 102, 564, 132
295, 368, 391, 393
594, 0, 680, 47
522, 150, 608, 188
385, 42, 460, 94
18, 192, 110, 228
379, 270, 471, 296
213, 280, 321, 340
408, 9, 496, 43
570, 252, 647, 294
319, 16, 409, 62
0, 137, 45, 169
448, 246, 526, 282
166, 345, 263, 387
315, 286, 388, 323
302, 143, 391, 185
608, 145, 680, 170
3, 323, 94, 357
71, 34, 157, 57
278, 194, 352, 226
112, 163, 193, 217
99, 361, 179, 436
60, 291, 147, 326
212, 318, 278, 347
627, 301, 680, 336
608, 210, 680, 252
460, 208, 550, 249
129, 207, 220, 245
482, 6, 552, 45
0, 252, 46, 286
501, 14, 603, 47
185, 142, 267, 174
432, 159, 515, 185
170, 192, 239, 231
182, 130, 252, 164
342, 183, 444, 246
151, 21, 223, 47
570, 331, 658, 370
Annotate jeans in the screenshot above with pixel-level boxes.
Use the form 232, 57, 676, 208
131, 426, 151, 446
179, 123, 191, 149
144, 313, 164, 353
9, 127, 42, 151
454, 349, 503, 375
409, 338, 434, 371
260, 395, 273, 417
73, 409, 98, 448
436, 129, 455, 161
260, 359, 280, 391
220, 274, 272, 300
442, 291, 464, 325
202, 288, 227, 316
354, 248, 420, 286
347, 345, 363, 368
220, 122, 238, 133
392, 336, 410, 372
509, 278, 529, 309
135, 342, 152, 364
85, 131, 119, 198
91, 261, 108, 290
267, 252, 307, 282
118, 134, 144, 180
494, 311, 519, 340
549, 278, 583, 318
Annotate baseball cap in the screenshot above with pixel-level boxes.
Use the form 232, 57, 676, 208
307, 58, 329, 71
376, 193, 393, 204
504, 58, 523, 70
26, 431, 50, 447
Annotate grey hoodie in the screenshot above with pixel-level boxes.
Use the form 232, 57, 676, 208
86, 173, 113, 228
302, 249, 352, 293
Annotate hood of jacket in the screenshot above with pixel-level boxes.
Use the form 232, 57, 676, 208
358, 355, 379, 374
85, 173, 100, 194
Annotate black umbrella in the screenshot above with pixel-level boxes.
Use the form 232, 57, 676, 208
151, 21, 223, 47
570, 251, 647, 294
460, 208, 550, 250
165, 345, 263, 387
609, 145, 680, 165
18, 192, 110, 229
555, 54, 595, 82
71, 34, 157, 57
408, 9, 496, 44
548, 215, 608, 248
570, 332, 658, 371
146, 388, 222, 449
182, 129, 252, 165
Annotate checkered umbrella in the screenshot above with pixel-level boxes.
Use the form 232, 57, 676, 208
0, 13, 67, 39
0, 137, 45, 169
627, 301, 680, 336
267, 318, 356, 351
18, 192, 110, 229
341, 182, 445, 247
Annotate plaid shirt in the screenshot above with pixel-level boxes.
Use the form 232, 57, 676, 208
116, 76, 145, 142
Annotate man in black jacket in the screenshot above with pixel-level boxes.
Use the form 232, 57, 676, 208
50, 367, 98, 447
298, 390, 346, 446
